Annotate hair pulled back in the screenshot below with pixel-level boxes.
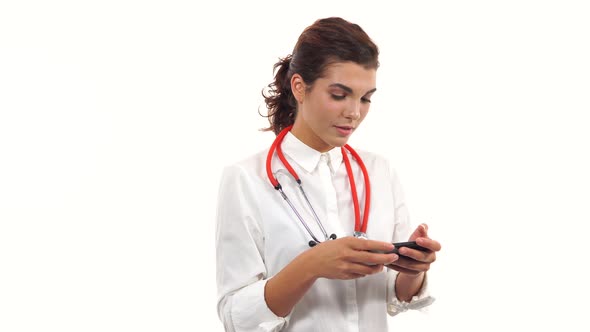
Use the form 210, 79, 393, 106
261, 17, 379, 135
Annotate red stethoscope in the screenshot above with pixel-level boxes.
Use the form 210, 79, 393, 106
266, 125, 371, 247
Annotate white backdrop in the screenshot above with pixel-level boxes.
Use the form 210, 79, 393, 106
1, 1, 589, 331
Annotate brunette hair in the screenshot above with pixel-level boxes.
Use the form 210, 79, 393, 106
261, 17, 380, 135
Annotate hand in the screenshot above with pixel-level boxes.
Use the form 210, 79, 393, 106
386, 224, 441, 277
303, 236, 399, 280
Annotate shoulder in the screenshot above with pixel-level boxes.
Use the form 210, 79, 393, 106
220, 148, 268, 183
352, 148, 395, 176
354, 148, 389, 164
351, 147, 407, 189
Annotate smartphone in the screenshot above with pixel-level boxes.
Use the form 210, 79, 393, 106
372, 241, 428, 255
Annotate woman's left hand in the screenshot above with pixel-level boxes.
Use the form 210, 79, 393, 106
386, 224, 441, 276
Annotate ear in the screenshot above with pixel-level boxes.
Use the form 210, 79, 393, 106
290, 73, 306, 104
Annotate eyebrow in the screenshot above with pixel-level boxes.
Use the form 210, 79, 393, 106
329, 83, 377, 95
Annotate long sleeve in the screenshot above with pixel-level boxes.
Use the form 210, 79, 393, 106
215, 165, 289, 332
385, 167, 435, 316
216, 141, 430, 331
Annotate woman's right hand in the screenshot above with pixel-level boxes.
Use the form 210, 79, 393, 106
301, 236, 399, 280
265, 236, 397, 317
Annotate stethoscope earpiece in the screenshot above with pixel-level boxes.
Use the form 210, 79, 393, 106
330, 233, 337, 240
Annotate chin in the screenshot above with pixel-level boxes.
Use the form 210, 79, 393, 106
326, 137, 350, 148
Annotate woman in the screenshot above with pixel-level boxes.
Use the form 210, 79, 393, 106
215, 17, 441, 332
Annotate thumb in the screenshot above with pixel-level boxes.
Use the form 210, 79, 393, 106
409, 223, 428, 241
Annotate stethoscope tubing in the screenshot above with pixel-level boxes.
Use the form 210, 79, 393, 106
266, 126, 370, 246
276, 185, 324, 244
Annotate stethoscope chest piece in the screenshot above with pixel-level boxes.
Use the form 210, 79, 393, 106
353, 231, 368, 240
308, 233, 337, 247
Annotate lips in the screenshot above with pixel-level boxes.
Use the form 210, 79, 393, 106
334, 125, 354, 136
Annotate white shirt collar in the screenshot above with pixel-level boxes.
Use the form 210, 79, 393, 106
281, 132, 343, 174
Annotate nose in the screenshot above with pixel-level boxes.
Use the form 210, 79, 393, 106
343, 100, 361, 120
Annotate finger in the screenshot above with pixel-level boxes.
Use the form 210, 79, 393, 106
352, 251, 398, 265
386, 264, 424, 276
360, 263, 386, 276
415, 237, 442, 252
349, 238, 394, 252
347, 262, 385, 276
409, 223, 428, 241
397, 247, 435, 263
389, 255, 431, 273
422, 223, 428, 233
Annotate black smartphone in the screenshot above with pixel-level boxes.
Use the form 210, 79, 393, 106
372, 241, 428, 255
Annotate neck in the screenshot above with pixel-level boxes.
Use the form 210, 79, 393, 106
290, 122, 334, 153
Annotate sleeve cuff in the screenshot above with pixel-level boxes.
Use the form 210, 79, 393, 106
231, 279, 291, 331
386, 271, 435, 317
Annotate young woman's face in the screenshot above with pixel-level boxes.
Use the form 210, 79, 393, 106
291, 61, 377, 152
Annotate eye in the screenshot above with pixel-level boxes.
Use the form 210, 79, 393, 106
331, 94, 346, 101
361, 97, 372, 103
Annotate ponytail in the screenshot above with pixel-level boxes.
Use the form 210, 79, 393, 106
261, 55, 297, 135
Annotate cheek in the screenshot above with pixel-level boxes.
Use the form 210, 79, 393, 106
308, 98, 340, 121
320, 99, 344, 118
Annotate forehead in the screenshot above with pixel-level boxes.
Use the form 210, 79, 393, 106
317, 61, 377, 92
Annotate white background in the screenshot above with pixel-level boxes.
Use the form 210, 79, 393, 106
1, 1, 589, 331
